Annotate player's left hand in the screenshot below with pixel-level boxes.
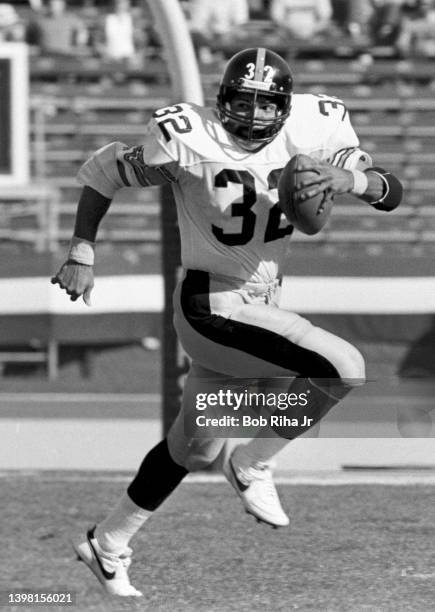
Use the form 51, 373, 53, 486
293, 159, 353, 202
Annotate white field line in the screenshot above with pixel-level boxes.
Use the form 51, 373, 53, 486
1, 471, 435, 485
189, 473, 435, 485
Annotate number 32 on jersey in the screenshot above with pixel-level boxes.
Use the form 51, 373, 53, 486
212, 168, 293, 246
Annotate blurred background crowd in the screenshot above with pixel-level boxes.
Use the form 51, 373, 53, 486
0, 1, 434, 391
1, 0, 435, 67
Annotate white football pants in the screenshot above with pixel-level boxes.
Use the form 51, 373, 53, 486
167, 270, 365, 470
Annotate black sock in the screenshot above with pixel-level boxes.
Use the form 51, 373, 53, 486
127, 439, 188, 511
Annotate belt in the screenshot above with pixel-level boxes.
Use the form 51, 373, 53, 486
185, 269, 282, 297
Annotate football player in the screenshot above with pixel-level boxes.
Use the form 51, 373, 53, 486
52, 48, 403, 597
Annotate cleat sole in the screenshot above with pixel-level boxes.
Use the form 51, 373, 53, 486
246, 509, 285, 529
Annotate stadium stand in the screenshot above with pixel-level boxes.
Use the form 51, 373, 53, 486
18, 56, 435, 250
1, 52, 434, 321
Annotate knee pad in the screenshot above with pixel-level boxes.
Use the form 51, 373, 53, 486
182, 441, 224, 472
167, 432, 225, 472
300, 325, 366, 384
339, 345, 366, 385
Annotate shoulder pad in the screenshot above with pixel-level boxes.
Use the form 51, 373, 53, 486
151, 102, 208, 145
284, 93, 358, 159
290, 93, 348, 125
149, 103, 226, 164
141, 103, 206, 167
152, 103, 195, 142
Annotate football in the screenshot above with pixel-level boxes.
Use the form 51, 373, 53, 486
278, 154, 334, 235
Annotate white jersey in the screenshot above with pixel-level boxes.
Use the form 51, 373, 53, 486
78, 94, 371, 284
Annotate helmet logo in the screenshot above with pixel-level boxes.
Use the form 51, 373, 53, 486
244, 62, 275, 83
244, 63, 256, 79
263, 65, 275, 83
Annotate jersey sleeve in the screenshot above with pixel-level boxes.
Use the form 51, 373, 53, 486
77, 117, 182, 199
326, 106, 373, 170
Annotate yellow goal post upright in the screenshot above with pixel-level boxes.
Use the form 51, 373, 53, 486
148, 0, 204, 434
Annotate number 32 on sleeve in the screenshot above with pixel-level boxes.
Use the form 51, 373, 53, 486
153, 105, 192, 142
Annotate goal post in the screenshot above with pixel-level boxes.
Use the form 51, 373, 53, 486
147, 0, 204, 434
147, 0, 203, 105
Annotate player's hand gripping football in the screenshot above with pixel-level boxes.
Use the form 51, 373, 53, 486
292, 158, 353, 203
51, 261, 94, 306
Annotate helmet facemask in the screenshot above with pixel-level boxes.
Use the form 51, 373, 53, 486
217, 87, 291, 147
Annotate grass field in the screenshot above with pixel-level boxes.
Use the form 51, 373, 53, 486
2, 471, 435, 612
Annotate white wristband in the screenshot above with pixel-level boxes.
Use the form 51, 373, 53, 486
68, 236, 95, 266
350, 169, 368, 195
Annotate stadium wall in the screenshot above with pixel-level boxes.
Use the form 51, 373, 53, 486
1, 270, 434, 387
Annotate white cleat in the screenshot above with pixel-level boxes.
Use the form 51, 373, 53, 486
224, 447, 290, 528
72, 526, 143, 598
